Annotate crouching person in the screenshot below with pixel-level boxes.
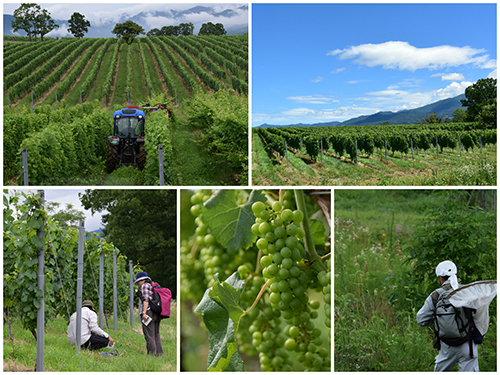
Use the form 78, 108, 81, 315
67, 300, 114, 350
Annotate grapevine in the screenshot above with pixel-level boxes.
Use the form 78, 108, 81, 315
181, 189, 331, 371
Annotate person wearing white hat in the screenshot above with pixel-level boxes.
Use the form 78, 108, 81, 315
67, 300, 114, 350
416, 261, 479, 372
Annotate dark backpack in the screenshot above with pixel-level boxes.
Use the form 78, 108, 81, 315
432, 284, 477, 357
136, 283, 162, 315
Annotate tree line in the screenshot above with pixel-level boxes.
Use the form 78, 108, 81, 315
10, 3, 228, 44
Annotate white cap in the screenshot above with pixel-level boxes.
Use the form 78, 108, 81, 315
436, 260, 459, 289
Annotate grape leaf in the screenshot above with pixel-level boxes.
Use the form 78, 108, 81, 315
194, 273, 246, 372
202, 190, 266, 253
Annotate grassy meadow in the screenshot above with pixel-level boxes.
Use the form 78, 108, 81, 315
334, 190, 497, 371
3, 303, 177, 372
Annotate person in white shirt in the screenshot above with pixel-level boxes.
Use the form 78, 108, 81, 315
67, 300, 115, 350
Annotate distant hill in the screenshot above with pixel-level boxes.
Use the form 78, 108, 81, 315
257, 93, 466, 128
3, 5, 248, 38
341, 94, 466, 126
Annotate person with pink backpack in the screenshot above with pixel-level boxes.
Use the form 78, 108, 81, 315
135, 271, 163, 356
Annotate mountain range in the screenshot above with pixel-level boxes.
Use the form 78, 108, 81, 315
4, 5, 248, 38
258, 93, 466, 128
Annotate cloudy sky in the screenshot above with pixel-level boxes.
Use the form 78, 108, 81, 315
3, 2, 248, 36
252, 3, 497, 126
6, 189, 105, 231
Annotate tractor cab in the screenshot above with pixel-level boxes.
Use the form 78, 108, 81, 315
112, 108, 145, 138
107, 108, 147, 173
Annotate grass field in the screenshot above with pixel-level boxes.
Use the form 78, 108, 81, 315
334, 190, 497, 371
252, 133, 497, 186
3, 303, 177, 372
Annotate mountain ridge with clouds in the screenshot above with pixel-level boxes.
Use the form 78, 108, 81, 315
256, 93, 466, 128
4, 4, 248, 38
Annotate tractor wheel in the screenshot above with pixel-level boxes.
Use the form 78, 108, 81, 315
137, 144, 146, 170
107, 144, 119, 173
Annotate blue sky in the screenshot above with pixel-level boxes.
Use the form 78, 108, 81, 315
252, 3, 497, 126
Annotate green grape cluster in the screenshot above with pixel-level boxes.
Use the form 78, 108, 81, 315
318, 258, 331, 339
250, 200, 330, 371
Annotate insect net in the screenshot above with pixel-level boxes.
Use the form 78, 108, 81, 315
448, 280, 497, 336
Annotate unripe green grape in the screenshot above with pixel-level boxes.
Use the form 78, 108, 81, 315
289, 325, 299, 338
281, 209, 294, 223
259, 209, 270, 221
293, 209, 304, 223
252, 201, 266, 216
310, 300, 320, 310
286, 223, 298, 236
265, 231, 276, 243
267, 244, 277, 254
190, 192, 203, 205
274, 226, 286, 239
237, 264, 249, 277
256, 238, 268, 250
266, 263, 279, 276
260, 255, 272, 268
272, 201, 282, 212
284, 236, 298, 249
284, 338, 296, 351
259, 222, 272, 235
204, 233, 215, 246
251, 223, 261, 236
280, 246, 292, 258
273, 217, 284, 227
275, 238, 285, 250
282, 257, 293, 269
278, 267, 289, 279
296, 227, 305, 238
278, 280, 288, 292
281, 290, 293, 302
272, 252, 283, 264
190, 204, 201, 217
270, 292, 281, 304
252, 331, 262, 341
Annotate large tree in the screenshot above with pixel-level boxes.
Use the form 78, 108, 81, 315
178, 22, 194, 36
33, 7, 59, 42
80, 190, 177, 298
112, 20, 145, 45
68, 12, 91, 38
199, 22, 227, 36
461, 78, 497, 122
11, 3, 37, 41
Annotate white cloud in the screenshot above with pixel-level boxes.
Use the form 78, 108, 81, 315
287, 95, 337, 104
488, 69, 497, 79
331, 67, 345, 74
433, 81, 473, 98
431, 73, 465, 81
312, 76, 323, 83
328, 41, 494, 71
47, 23, 71, 37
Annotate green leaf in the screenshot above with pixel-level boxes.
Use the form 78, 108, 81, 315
202, 190, 266, 253
309, 219, 326, 245
194, 272, 246, 372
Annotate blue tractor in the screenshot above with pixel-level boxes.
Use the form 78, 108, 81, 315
107, 107, 146, 173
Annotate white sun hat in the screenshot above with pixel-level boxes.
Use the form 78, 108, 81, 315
436, 260, 459, 290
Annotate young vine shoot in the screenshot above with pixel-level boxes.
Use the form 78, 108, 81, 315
181, 189, 331, 371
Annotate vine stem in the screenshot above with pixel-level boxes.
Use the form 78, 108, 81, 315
243, 279, 269, 316
294, 189, 327, 273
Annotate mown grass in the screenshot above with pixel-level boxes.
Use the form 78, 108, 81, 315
252, 139, 497, 186
334, 190, 497, 371
3, 303, 177, 372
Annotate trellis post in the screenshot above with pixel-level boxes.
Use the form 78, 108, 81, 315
99, 238, 104, 329
22, 148, 29, 186
159, 145, 165, 186
129, 260, 134, 327
113, 248, 117, 331
36, 190, 45, 372
76, 220, 85, 353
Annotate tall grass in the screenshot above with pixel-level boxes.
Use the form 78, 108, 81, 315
3, 303, 177, 371
334, 191, 497, 371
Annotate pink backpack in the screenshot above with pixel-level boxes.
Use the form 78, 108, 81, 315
152, 282, 172, 319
